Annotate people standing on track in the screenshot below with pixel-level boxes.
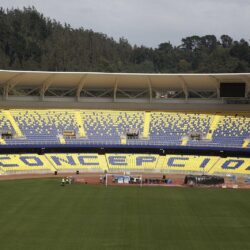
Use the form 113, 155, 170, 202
61, 177, 65, 186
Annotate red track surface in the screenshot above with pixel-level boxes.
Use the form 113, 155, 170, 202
1, 172, 249, 189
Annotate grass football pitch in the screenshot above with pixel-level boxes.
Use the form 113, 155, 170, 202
0, 178, 250, 250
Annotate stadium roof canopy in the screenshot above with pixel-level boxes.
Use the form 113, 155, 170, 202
0, 70, 249, 110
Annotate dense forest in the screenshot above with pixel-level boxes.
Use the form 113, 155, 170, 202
0, 7, 250, 73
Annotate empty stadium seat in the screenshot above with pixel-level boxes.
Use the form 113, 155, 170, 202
150, 112, 212, 145
0, 154, 55, 174
106, 154, 159, 170
46, 153, 106, 171
0, 109, 248, 149
0, 153, 249, 175
212, 114, 250, 148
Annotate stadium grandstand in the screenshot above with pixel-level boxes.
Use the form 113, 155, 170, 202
0, 70, 250, 176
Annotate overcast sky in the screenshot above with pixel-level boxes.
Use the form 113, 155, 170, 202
1, 0, 250, 47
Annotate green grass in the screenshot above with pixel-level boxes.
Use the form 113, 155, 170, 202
0, 179, 250, 250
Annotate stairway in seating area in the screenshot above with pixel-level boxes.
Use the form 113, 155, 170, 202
75, 111, 85, 137
0, 138, 6, 144
143, 111, 151, 138
59, 135, 66, 144
3, 110, 23, 137
181, 137, 188, 146
120, 136, 127, 145
98, 154, 108, 171
206, 114, 221, 140
242, 138, 250, 148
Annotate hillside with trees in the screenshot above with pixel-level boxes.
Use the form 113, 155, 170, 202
0, 7, 250, 73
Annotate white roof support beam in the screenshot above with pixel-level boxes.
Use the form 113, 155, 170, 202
189, 90, 207, 99
209, 75, 220, 98
2, 73, 23, 87
116, 89, 133, 98
113, 77, 118, 102
3, 73, 24, 100
23, 87, 40, 96
76, 74, 88, 101
97, 88, 113, 98
40, 74, 55, 100
61, 88, 76, 97
3, 84, 9, 100
241, 76, 250, 98
147, 76, 153, 102
178, 76, 188, 99
82, 90, 96, 97
133, 89, 149, 98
